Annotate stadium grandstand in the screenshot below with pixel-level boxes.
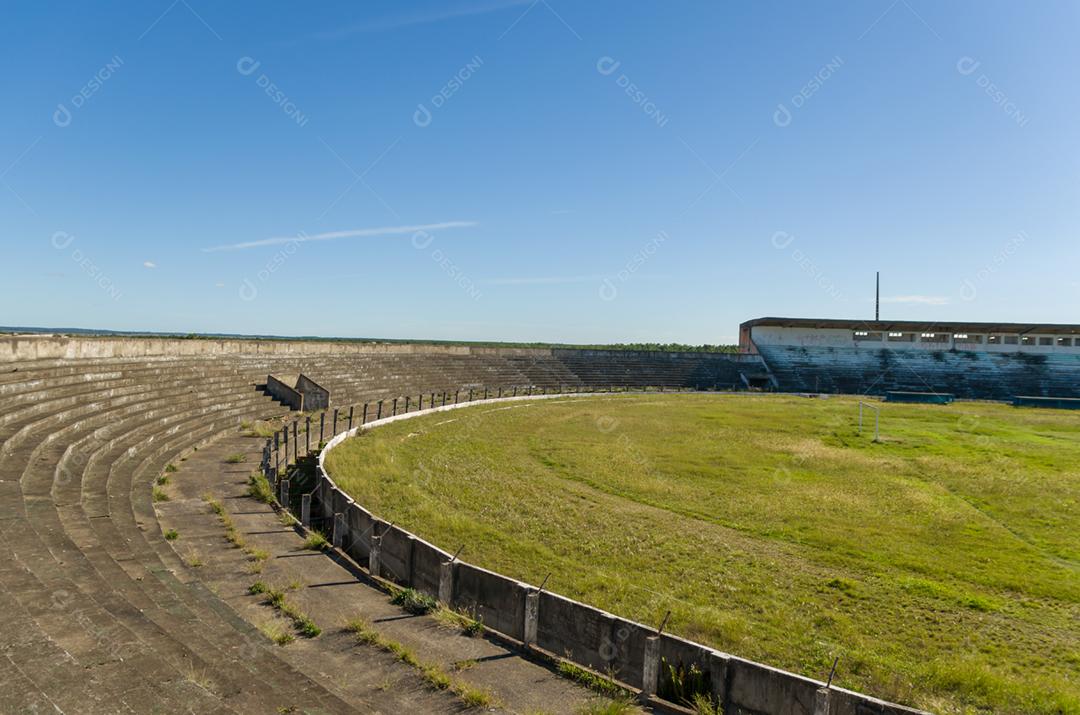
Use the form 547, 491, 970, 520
741, 317, 1080, 399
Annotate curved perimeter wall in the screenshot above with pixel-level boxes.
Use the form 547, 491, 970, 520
313, 395, 927, 715
0, 334, 756, 363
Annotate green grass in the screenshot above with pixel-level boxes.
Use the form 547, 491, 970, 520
182, 550, 203, 568
326, 393, 1080, 715
151, 486, 169, 502
251, 582, 321, 638
345, 618, 498, 708
163, 528, 179, 541
303, 532, 328, 551
390, 587, 439, 615
242, 420, 278, 438
576, 700, 637, 715
556, 661, 627, 700
225, 453, 247, 464
434, 607, 484, 637
259, 621, 295, 646
247, 471, 274, 504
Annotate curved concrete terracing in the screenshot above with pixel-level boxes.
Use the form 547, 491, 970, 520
0, 334, 923, 713
0, 335, 748, 713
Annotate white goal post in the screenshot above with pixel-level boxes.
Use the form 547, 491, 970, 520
858, 401, 880, 442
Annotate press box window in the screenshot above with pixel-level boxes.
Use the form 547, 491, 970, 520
1057, 337, 1073, 347
1039, 337, 1053, 346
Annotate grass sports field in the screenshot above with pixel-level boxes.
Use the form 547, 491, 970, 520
325, 393, 1080, 714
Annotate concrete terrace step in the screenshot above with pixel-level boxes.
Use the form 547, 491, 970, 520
157, 435, 625, 714
0, 348, 740, 712
1, 391, 356, 712
10, 446, 326, 714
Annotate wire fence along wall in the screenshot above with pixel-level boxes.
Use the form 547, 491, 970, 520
257, 386, 926, 715
259, 383, 691, 477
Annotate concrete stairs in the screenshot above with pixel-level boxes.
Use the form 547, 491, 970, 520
0, 351, 683, 712
0, 359, 363, 713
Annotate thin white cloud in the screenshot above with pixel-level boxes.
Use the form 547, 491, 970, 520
485, 275, 607, 286
309, 0, 531, 38
881, 295, 950, 305
202, 221, 477, 253
143, 261, 157, 269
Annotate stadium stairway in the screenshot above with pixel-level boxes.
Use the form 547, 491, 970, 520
0, 351, 699, 712
0, 359, 365, 713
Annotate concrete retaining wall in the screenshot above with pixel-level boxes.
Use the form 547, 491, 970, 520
310, 394, 928, 715
0, 333, 747, 365
266, 375, 304, 410
295, 373, 330, 410
0, 334, 554, 363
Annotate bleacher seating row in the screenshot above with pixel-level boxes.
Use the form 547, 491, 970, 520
757, 345, 1080, 399
0, 346, 759, 712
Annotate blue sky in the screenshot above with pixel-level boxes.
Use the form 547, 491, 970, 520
2, 1, 1077, 343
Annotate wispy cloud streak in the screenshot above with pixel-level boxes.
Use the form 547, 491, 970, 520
881, 295, 951, 305
308, 0, 532, 39
485, 274, 607, 286
202, 221, 477, 253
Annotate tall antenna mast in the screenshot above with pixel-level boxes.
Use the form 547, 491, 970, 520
875, 271, 880, 321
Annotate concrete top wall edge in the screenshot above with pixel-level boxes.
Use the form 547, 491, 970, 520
0, 334, 753, 364
315, 393, 929, 715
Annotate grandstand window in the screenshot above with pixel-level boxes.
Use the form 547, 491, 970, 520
953, 333, 968, 339
887, 332, 914, 342
853, 330, 869, 337
987, 335, 1000, 344
1004, 336, 1019, 345
1021, 336, 1033, 345
920, 333, 948, 342
853, 331, 882, 341
1039, 337, 1053, 346
1057, 337, 1073, 346
954, 334, 983, 343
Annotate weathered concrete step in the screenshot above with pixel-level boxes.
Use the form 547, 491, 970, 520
64, 406, 360, 712
8, 422, 356, 713
0, 381, 277, 463
0, 366, 259, 408
0, 371, 272, 440
163, 434, 619, 715
0, 524, 239, 714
